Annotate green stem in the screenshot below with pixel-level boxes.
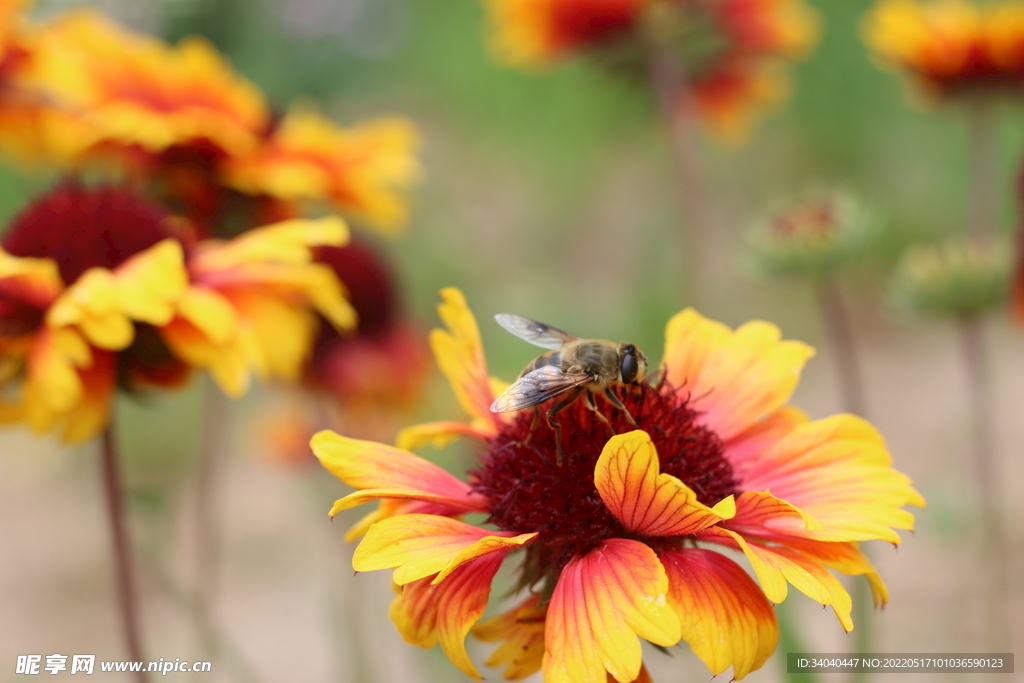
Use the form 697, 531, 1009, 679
640, 15, 713, 308
815, 275, 866, 416
776, 601, 822, 683
194, 380, 229, 660
814, 275, 874, 682
959, 317, 1010, 651
101, 423, 148, 683
968, 98, 999, 239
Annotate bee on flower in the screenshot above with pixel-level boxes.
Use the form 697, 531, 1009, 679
312, 288, 924, 682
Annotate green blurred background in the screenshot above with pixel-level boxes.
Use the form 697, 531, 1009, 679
2, 0, 1022, 681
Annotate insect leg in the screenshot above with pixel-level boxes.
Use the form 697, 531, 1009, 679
520, 407, 542, 445
545, 387, 584, 466
583, 391, 616, 437
603, 389, 637, 426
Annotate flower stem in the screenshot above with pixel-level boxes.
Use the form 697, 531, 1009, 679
959, 316, 1010, 651
968, 98, 999, 239
640, 17, 713, 307
814, 275, 866, 416
194, 380, 229, 660
776, 601, 821, 683
813, 274, 873, 682
101, 423, 148, 683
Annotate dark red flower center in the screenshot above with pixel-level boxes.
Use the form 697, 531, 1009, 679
2, 183, 175, 286
470, 380, 740, 576
549, 0, 643, 51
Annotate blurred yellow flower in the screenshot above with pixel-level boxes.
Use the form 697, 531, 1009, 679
690, 0, 819, 141
160, 216, 357, 397
482, 0, 819, 140
22, 8, 268, 162
486, 0, 650, 67
223, 104, 421, 234
864, 0, 1024, 99
0, 184, 356, 443
0, 185, 189, 442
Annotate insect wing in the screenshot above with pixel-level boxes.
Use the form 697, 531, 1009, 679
489, 365, 591, 412
494, 313, 578, 349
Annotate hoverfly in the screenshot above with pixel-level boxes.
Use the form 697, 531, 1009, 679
489, 314, 648, 464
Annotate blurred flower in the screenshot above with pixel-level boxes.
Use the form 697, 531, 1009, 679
863, 0, 1024, 100
485, 0, 649, 67
16, 8, 268, 224
747, 188, 876, 277
312, 287, 923, 682
258, 239, 431, 465
0, 183, 355, 443
24, 8, 267, 161
0, 184, 189, 442
483, 0, 818, 140
689, 0, 819, 140
223, 103, 421, 235
159, 216, 357, 398
891, 236, 1011, 318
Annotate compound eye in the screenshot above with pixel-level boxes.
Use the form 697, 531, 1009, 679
620, 347, 639, 384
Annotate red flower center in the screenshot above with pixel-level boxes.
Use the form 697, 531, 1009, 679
471, 380, 739, 575
2, 183, 175, 286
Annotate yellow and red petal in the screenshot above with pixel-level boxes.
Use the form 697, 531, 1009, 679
700, 527, 853, 631
353, 513, 533, 585
21, 327, 116, 443
774, 538, 890, 608
661, 548, 778, 680
188, 216, 349, 274
395, 420, 496, 452
727, 489, 824, 536
472, 595, 546, 680
662, 308, 814, 441
721, 405, 808, 476
222, 104, 421, 234
543, 538, 680, 683
738, 414, 925, 543
24, 9, 268, 159
311, 430, 488, 514
0, 248, 64, 309
429, 288, 506, 437
46, 239, 188, 350
390, 552, 507, 680
595, 430, 735, 537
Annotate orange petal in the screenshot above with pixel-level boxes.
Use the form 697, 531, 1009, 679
0, 248, 63, 308
661, 548, 778, 680
395, 420, 494, 452
739, 414, 925, 544
390, 552, 506, 680
311, 430, 488, 515
721, 406, 808, 476
727, 490, 824, 535
429, 288, 505, 435
543, 538, 681, 683
343, 499, 470, 542
473, 595, 546, 680
353, 513, 532, 585
774, 538, 889, 608
700, 527, 853, 632
595, 430, 735, 537
662, 308, 814, 441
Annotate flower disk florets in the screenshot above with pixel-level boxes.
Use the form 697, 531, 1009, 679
471, 380, 737, 573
